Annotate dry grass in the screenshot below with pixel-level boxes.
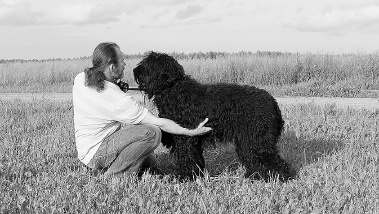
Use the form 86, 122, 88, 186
1, 52, 379, 212
1, 99, 378, 213
1, 53, 379, 97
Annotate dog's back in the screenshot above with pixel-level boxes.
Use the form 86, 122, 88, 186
154, 77, 284, 146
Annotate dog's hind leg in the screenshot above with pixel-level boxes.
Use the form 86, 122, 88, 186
236, 142, 291, 182
256, 152, 292, 182
236, 147, 271, 181
174, 136, 205, 180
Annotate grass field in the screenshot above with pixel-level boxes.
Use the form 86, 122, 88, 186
1, 99, 378, 213
1, 52, 379, 97
1, 52, 379, 213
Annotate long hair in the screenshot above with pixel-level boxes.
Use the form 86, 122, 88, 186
84, 42, 120, 91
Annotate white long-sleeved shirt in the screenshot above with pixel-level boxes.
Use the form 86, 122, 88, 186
72, 72, 148, 165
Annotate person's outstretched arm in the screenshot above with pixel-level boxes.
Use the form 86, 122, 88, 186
139, 111, 212, 136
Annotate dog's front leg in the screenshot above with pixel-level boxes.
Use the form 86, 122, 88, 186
161, 130, 174, 150
174, 136, 205, 181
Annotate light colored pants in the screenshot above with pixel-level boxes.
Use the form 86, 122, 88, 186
87, 124, 161, 175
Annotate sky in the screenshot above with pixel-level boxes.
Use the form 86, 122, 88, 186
1, 0, 379, 60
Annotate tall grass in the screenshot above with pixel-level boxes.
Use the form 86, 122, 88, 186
0, 59, 90, 93
182, 53, 379, 97
1, 99, 378, 213
1, 53, 379, 97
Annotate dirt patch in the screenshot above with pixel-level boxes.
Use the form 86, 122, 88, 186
0, 93, 378, 110
278, 96, 379, 110
0, 93, 145, 102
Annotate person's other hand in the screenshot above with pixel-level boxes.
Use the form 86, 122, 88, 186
115, 79, 129, 92
190, 118, 212, 136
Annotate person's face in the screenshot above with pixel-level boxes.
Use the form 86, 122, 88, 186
111, 47, 126, 80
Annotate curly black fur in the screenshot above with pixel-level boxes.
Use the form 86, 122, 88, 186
133, 51, 292, 182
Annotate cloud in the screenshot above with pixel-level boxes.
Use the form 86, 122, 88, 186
124, 0, 194, 15
0, 0, 45, 26
75, 2, 128, 25
175, 5, 202, 19
0, 0, 128, 26
0, 0, 261, 29
0, 0, 247, 28
137, 0, 253, 29
289, 2, 379, 34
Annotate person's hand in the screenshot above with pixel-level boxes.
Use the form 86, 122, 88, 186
115, 79, 129, 92
190, 118, 212, 136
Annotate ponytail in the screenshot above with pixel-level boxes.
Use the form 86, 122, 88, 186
84, 67, 107, 91
83, 42, 119, 92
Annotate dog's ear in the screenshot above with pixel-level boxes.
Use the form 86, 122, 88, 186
157, 63, 184, 87
161, 55, 185, 81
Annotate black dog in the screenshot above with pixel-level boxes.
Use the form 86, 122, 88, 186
133, 52, 292, 182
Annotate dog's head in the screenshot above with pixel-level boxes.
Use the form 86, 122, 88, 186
133, 51, 185, 99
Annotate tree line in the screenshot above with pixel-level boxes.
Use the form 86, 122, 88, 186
0, 51, 294, 64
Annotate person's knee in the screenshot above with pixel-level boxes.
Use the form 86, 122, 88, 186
145, 125, 161, 147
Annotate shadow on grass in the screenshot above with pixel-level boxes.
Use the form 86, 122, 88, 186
156, 143, 240, 177
156, 131, 344, 179
278, 131, 344, 176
